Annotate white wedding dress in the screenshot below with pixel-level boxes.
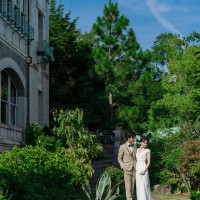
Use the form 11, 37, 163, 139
136, 148, 152, 200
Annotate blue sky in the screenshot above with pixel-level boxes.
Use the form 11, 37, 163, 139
56, 0, 200, 50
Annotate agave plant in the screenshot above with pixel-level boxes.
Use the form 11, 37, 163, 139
83, 173, 120, 200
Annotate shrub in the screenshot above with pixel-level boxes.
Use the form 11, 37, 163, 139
25, 124, 63, 152
104, 166, 124, 195
0, 145, 84, 199
0, 108, 103, 199
0, 189, 11, 200
52, 108, 103, 179
190, 190, 200, 200
178, 140, 200, 192
148, 132, 200, 193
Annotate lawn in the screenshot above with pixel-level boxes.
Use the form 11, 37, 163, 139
117, 192, 190, 200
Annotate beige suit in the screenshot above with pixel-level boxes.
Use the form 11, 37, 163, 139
118, 142, 137, 200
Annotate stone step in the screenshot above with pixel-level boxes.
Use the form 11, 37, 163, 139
103, 144, 114, 149
92, 160, 113, 168
103, 148, 113, 153
103, 153, 113, 159
93, 168, 107, 177
90, 143, 114, 188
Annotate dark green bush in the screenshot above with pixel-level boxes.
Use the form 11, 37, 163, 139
190, 190, 200, 200
0, 145, 85, 200
104, 166, 125, 195
25, 124, 64, 152
0, 189, 11, 200
0, 109, 103, 199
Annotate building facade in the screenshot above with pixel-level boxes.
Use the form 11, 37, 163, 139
0, 0, 53, 151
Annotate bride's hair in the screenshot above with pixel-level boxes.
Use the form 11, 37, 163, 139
140, 136, 148, 143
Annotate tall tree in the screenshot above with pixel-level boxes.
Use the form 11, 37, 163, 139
149, 32, 200, 131
92, 0, 157, 131
49, 0, 78, 109
49, 1, 109, 128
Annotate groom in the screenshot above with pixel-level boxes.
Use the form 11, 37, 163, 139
118, 132, 137, 200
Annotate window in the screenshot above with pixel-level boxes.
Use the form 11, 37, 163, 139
0, 70, 17, 126
20, 0, 26, 32
21, 0, 25, 14
38, 12, 43, 41
7, 0, 12, 21
14, 0, 19, 7
0, 1, 2, 13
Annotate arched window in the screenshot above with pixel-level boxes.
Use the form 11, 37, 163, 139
0, 70, 17, 125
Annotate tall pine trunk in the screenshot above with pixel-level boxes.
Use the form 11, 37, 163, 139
109, 92, 113, 120
108, 44, 113, 121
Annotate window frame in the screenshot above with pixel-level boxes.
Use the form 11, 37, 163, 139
20, 0, 25, 15
14, 0, 19, 7
0, 70, 17, 126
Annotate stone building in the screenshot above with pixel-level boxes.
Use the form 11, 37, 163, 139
0, 0, 54, 151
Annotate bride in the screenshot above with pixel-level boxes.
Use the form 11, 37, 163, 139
136, 136, 152, 200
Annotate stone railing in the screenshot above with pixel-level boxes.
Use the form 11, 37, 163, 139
0, 123, 23, 152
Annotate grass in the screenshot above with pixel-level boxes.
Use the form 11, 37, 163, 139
151, 192, 190, 200
117, 192, 190, 200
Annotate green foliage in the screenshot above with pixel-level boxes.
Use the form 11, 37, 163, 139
0, 108, 102, 199
0, 145, 83, 199
93, 153, 109, 161
149, 32, 200, 192
147, 136, 166, 186
148, 129, 200, 193
92, 0, 161, 132
190, 190, 200, 200
49, 1, 109, 129
177, 140, 200, 191
104, 166, 124, 195
0, 189, 11, 200
84, 173, 120, 200
52, 108, 103, 173
149, 33, 200, 130
25, 124, 63, 152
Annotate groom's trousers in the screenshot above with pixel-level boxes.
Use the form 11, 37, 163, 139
124, 168, 136, 200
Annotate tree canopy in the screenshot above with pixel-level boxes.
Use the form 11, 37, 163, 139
92, 0, 162, 132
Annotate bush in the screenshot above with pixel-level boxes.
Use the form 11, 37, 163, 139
0, 189, 11, 200
25, 124, 63, 152
148, 130, 200, 193
0, 108, 103, 199
0, 145, 84, 199
190, 190, 200, 200
104, 166, 124, 195
178, 140, 200, 192
147, 137, 166, 186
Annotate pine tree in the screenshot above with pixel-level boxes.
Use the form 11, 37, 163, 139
92, 0, 151, 130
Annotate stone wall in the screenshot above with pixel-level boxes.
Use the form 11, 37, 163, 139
0, 123, 23, 152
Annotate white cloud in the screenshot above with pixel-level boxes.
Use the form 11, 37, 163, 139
146, 0, 182, 35
118, 0, 183, 35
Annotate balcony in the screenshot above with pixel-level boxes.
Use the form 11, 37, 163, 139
37, 40, 54, 62
0, 0, 34, 43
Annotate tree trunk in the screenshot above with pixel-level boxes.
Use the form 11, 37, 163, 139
177, 166, 190, 194
113, 126, 122, 167
109, 92, 113, 120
